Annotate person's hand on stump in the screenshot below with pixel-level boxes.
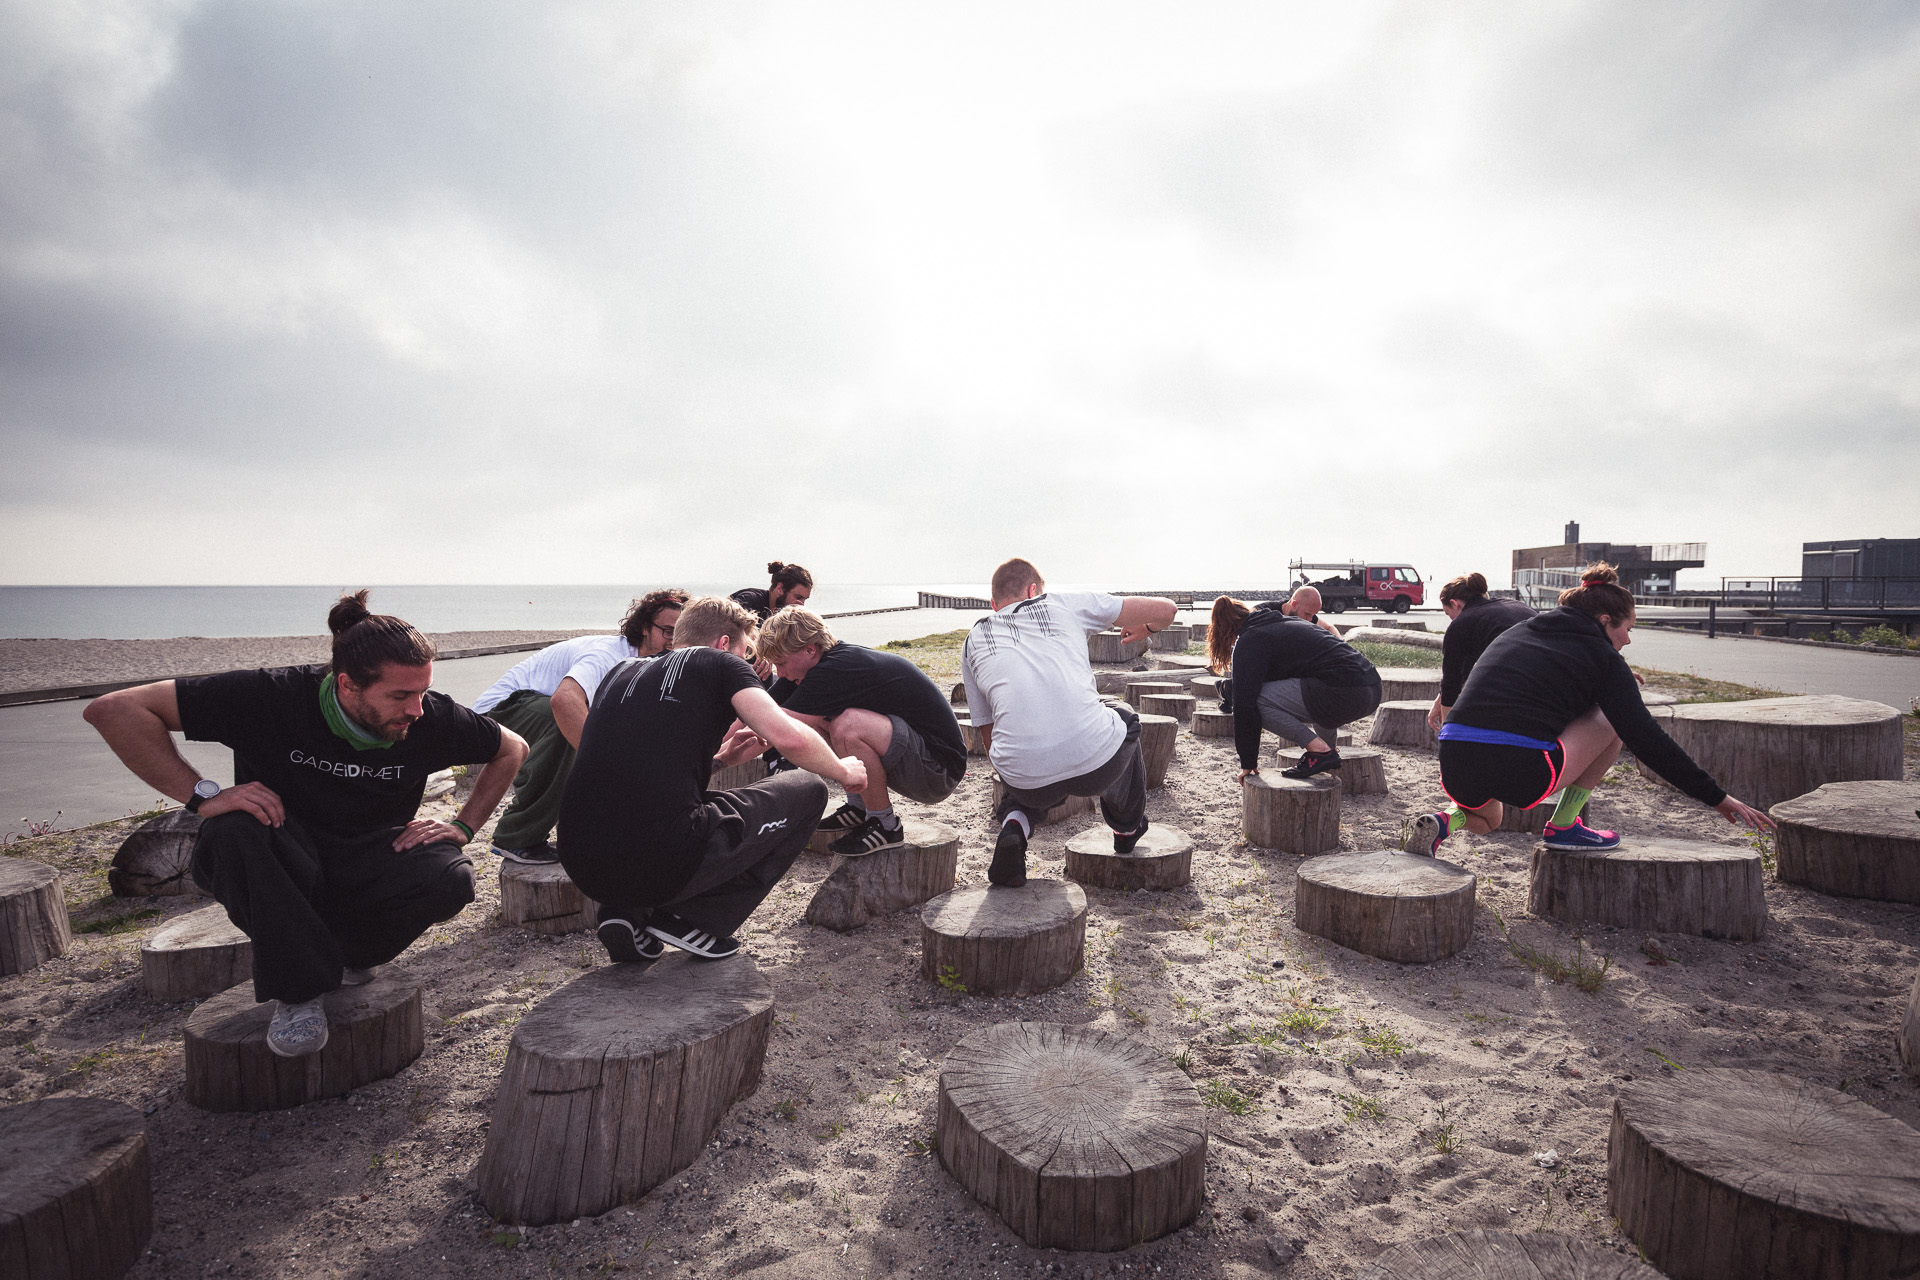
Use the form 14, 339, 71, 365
1714, 796, 1774, 831
1237, 767, 1258, 784
196, 781, 284, 827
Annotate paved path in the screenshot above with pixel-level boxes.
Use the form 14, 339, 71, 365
1626, 629, 1918, 708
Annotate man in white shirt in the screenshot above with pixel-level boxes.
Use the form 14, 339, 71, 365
473, 588, 687, 862
960, 559, 1177, 887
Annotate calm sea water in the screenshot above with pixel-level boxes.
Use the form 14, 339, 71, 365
0, 584, 997, 640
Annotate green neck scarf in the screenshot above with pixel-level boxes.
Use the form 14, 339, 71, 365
320, 673, 394, 750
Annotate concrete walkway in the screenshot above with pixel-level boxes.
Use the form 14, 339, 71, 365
1625, 628, 1918, 708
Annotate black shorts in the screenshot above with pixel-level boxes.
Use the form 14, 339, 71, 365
1438, 738, 1566, 811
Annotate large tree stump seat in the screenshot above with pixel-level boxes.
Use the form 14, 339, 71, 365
956, 713, 987, 756
1609, 1067, 1920, 1279
0, 859, 71, 977
1529, 838, 1766, 941
938, 1022, 1205, 1252
0, 1097, 151, 1280
1376, 668, 1442, 704
183, 966, 425, 1112
140, 905, 252, 1001
1369, 700, 1438, 749
1637, 695, 1902, 810
989, 775, 1095, 826
1296, 851, 1476, 963
501, 862, 599, 935
1500, 799, 1580, 834
1139, 714, 1177, 788
1186, 621, 1209, 644
709, 758, 766, 792
477, 956, 774, 1225
1770, 780, 1920, 904
1094, 668, 1202, 696
1123, 680, 1182, 708
108, 810, 206, 897
1242, 771, 1340, 854
804, 820, 959, 931
921, 882, 1087, 997
1358, 1230, 1663, 1278
1192, 707, 1232, 737
1063, 824, 1193, 891
1138, 693, 1195, 722
1273, 745, 1387, 795
1189, 675, 1222, 701
1148, 624, 1191, 652
1088, 631, 1150, 664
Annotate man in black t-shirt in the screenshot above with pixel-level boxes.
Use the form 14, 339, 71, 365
728, 560, 814, 623
83, 592, 527, 1059
756, 607, 965, 857
558, 595, 866, 964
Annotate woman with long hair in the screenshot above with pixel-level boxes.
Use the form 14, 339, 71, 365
1427, 572, 1535, 733
1208, 594, 1381, 781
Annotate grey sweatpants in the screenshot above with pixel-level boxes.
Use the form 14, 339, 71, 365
1257, 678, 1381, 748
991, 700, 1146, 835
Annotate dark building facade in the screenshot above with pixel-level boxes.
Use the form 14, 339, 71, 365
1511, 521, 1706, 594
1802, 538, 1920, 579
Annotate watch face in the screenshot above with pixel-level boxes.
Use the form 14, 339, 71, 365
194, 779, 221, 799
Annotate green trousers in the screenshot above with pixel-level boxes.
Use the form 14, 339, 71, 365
486, 689, 576, 849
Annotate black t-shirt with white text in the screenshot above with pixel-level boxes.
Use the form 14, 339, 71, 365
559, 645, 765, 901
770, 644, 966, 780
729, 587, 773, 621
175, 665, 502, 838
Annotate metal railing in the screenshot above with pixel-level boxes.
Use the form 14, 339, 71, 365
1719, 577, 1920, 611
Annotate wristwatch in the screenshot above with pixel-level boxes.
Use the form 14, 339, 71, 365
185, 778, 221, 813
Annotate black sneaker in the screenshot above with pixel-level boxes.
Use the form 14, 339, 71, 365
988, 819, 1028, 887
1279, 749, 1342, 780
829, 815, 906, 858
645, 913, 741, 960
818, 802, 868, 833
597, 916, 663, 963
1217, 677, 1235, 715
493, 840, 561, 865
1113, 818, 1151, 855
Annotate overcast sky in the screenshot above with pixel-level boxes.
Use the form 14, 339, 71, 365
2, 1, 1914, 590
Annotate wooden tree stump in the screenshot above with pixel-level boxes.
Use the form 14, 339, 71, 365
921, 882, 1087, 997
938, 1022, 1205, 1252
804, 820, 960, 931
1063, 825, 1193, 891
1273, 745, 1387, 795
1771, 780, 1920, 904
1189, 675, 1222, 702
501, 861, 599, 935
1124, 680, 1182, 708
1635, 695, 1902, 810
1609, 1067, 1920, 1279
1192, 707, 1233, 737
989, 775, 1095, 826
950, 682, 967, 706
1369, 700, 1438, 749
1498, 799, 1583, 834
476, 956, 774, 1226
140, 905, 251, 1001
1358, 1230, 1664, 1279
709, 758, 766, 792
1149, 624, 1191, 652
956, 713, 988, 756
1138, 693, 1195, 722
1529, 838, 1766, 941
108, 810, 207, 897
1242, 772, 1340, 854
1296, 851, 1476, 963
1376, 668, 1442, 704
0, 1097, 151, 1280
1088, 631, 1150, 664
1140, 714, 1177, 788
183, 965, 425, 1112
0, 859, 70, 977
1187, 621, 1208, 644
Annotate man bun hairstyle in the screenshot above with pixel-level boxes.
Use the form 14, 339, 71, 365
768, 561, 813, 591
756, 606, 837, 663
1206, 595, 1252, 675
328, 590, 435, 687
672, 595, 759, 652
990, 557, 1043, 605
1439, 572, 1490, 606
620, 587, 691, 648
1558, 563, 1636, 623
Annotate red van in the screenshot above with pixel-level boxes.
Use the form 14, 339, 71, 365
1290, 561, 1426, 613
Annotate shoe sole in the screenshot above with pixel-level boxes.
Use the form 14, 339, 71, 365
266, 1027, 330, 1058
987, 829, 1028, 887
1542, 838, 1621, 851
597, 919, 662, 963
493, 848, 560, 865
831, 833, 907, 858
1409, 815, 1445, 857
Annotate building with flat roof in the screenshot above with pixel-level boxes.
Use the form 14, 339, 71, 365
1802, 538, 1920, 579
1511, 521, 1706, 595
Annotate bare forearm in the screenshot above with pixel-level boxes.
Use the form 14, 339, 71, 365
551, 680, 589, 749
1115, 596, 1179, 631
458, 733, 527, 829
83, 696, 201, 802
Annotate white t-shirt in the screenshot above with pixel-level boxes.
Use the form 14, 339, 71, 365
472, 635, 639, 714
960, 592, 1126, 789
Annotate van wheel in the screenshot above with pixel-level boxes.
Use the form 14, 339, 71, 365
1325, 598, 1347, 614
1393, 595, 1411, 614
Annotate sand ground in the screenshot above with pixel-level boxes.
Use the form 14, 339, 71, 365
3, 665, 1917, 1279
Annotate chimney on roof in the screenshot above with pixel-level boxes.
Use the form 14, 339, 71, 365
1564, 520, 1580, 545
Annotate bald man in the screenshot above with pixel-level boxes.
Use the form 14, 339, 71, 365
1275, 586, 1341, 637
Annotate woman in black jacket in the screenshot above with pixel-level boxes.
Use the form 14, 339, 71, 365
1410, 565, 1771, 855
1428, 572, 1536, 733
1208, 595, 1382, 780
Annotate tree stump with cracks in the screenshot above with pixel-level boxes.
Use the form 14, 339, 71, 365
1192, 707, 1233, 737
501, 861, 599, 935
1140, 714, 1178, 788
0, 859, 70, 977
1189, 675, 1222, 702
1357, 1230, 1665, 1278
956, 713, 987, 756
1637, 695, 1902, 811
1273, 746, 1387, 795
1138, 693, 1195, 722
1063, 825, 1193, 891
1242, 771, 1340, 854
1376, 668, 1442, 704
1369, 700, 1438, 749
1088, 631, 1150, 664
937, 1022, 1206, 1252
1149, 624, 1191, 652
1529, 838, 1766, 941
476, 956, 774, 1226
183, 965, 424, 1112
921, 882, 1087, 997
804, 820, 959, 931
140, 905, 251, 1001
108, 810, 207, 898
1608, 1066, 1920, 1279
0, 1097, 151, 1280
1124, 681, 1182, 708
1771, 780, 1920, 904
1295, 851, 1476, 963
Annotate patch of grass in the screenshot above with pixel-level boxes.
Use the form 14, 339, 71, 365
1198, 1080, 1256, 1115
907, 1130, 937, 1156
1281, 1006, 1332, 1036
1170, 1048, 1194, 1075
774, 1095, 805, 1122
1423, 1102, 1461, 1155
1348, 639, 1441, 669
880, 630, 969, 683
1357, 1025, 1413, 1059
1491, 909, 1614, 993
815, 1118, 850, 1141
75, 907, 161, 935
1335, 1090, 1389, 1123
935, 965, 968, 995
1631, 667, 1781, 704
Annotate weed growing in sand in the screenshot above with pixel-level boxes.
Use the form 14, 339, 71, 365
1199, 1080, 1256, 1115
1282, 1006, 1332, 1036
1642, 1047, 1685, 1072
1335, 1091, 1389, 1123
1492, 910, 1614, 993
1122, 1006, 1147, 1025
935, 965, 967, 994
1170, 1048, 1194, 1075
907, 1130, 937, 1156
1748, 830, 1777, 874
1358, 1025, 1413, 1059
774, 1095, 805, 1122
816, 1118, 850, 1141
76, 907, 161, 935
1423, 1103, 1461, 1155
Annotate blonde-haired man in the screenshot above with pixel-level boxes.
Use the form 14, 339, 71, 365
757, 607, 967, 857
557, 596, 867, 962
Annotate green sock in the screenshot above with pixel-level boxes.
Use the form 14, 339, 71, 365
1445, 808, 1467, 835
1551, 786, 1591, 827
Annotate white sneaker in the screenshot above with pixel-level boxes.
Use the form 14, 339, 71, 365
267, 997, 330, 1058
340, 967, 376, 986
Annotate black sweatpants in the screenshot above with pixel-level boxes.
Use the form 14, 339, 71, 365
191, 812, 476, 1004
571, 770, 829, 940
991, 699, 1147, 836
